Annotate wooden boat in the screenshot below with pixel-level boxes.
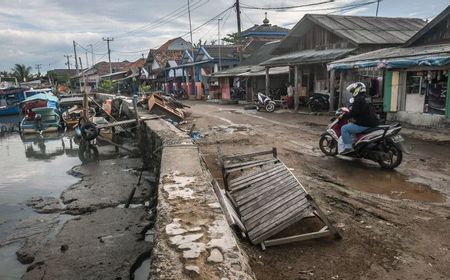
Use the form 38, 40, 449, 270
20, 107, 60, 134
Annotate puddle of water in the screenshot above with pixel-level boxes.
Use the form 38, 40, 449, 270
133, 258, 150, 280
319, 158, 446, 203
0, 116, 82, 279
0, 243, 27, 280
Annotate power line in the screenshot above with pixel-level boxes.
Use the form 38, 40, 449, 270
240, 0, 334, 10
241, 9, 256, 26
180, 5, 235, 38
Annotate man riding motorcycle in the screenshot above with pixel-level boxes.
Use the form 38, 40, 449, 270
340, 82, 379, 155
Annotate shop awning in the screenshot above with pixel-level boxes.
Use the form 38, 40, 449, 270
260, 48, 355, 67
239, 66, 289, 77
328, 43, 450, 70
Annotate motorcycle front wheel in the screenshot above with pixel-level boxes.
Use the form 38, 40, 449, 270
378, 143, 403, 169
319, 134, 338, 156
78, 143, 99, 164
265, 102, 275, 112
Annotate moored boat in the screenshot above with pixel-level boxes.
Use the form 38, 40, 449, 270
19, 91, 60, 134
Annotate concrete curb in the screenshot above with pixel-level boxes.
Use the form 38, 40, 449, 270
141, 115, 255, 280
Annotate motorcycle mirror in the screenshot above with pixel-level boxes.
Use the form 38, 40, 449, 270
349, 97, 354, 104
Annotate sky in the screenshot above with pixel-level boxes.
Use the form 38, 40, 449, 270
0, 0, 448, 74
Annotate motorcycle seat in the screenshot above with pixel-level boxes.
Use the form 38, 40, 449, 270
361, 124, 398, 134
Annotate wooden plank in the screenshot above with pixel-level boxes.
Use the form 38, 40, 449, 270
225, 196, 246, 233
250, 208, 313, 245
229, 164, 285, 190
233, 169, 291, 197
239, 180, 300, 215
225, 158, 279, 174
224, 158, 274, 169
263, 230, 332, 247
211, 179, 234, 227
95, 119, 137, 129
241, 186, 306, 222
235, 177, 296, 208
221, 149, 274, 161
228, 163, 284, 186
234, 173, 296, 205
245, 196, 309, 231
248, 200, 311, 241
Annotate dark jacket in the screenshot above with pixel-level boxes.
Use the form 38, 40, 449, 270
346, 94, 379, 127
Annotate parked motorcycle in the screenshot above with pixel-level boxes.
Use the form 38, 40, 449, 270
231, 87, 246, 100
307, 91, 330, 112
319, 107, 405, 169
170, 88, 187, 100
255, 92, 276, 113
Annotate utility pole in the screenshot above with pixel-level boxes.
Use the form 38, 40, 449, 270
103, 37, 114, 74
35, 64, 43, 77
88, 44, 94, 66
79, 57, 83, 71
376, 0, 380, 16
73, 40, 79, 74
64, 55, 72, 70
235, 0, 242, 62
79, 57, 84, 92
187, 0, 196, 96
218, 18, 222, 71
85, 51, 89, 68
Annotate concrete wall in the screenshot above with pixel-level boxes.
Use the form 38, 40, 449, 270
141, 115, 255, 280
387, 111, 450, 128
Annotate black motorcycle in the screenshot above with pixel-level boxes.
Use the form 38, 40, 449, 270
307, 92, 330, 112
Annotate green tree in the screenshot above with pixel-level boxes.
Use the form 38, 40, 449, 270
0, 71, 11, 77
101, 79, 114, 93
11, 64, 33, 82
222, 32, 240, 44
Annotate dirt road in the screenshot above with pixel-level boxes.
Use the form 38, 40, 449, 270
181, 101, 450, 280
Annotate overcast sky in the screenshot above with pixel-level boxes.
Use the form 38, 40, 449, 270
0, 0, 448, 74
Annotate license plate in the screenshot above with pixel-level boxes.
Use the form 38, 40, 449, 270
391, 135, 404, 143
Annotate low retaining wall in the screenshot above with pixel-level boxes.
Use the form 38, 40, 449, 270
140, 113, 255, 280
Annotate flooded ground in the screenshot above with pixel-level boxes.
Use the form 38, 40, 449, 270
0, 116, 81, 279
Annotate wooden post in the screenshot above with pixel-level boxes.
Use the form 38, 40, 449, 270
294, 66, 299, 111
133, 95, 141, 147
265, 67, 270, 97
329, 69, 336, 112
338, 71, 345, 108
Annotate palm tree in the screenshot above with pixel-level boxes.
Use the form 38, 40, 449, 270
0, 71, 10, 77
11, 64, 32, 82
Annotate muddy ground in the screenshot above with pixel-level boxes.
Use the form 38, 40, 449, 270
181, 101, 450, 280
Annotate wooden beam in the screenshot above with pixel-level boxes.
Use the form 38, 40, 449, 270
263, 229, 332, 247
265, 67, 270, 97
294, 65, 299, 111
338, 71, 345, 108
329, 68, 336, 112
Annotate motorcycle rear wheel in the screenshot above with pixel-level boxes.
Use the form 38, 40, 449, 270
319, 134, 338, 156
378, 144, 402, 169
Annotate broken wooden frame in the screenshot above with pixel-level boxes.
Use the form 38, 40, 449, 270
217, 148, 341, 249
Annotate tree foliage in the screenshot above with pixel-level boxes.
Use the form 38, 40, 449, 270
100, 79, 114, 93
11, 64, 33, 82
222, 32, 240, 44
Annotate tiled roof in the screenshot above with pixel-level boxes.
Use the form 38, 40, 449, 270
202, 45, 239, 59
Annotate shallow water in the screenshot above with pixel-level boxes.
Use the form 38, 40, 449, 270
0, 116, 81, 279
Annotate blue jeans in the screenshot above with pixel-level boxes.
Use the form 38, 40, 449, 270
341, 123, 369, 149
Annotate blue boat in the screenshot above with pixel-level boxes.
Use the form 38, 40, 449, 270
0, 87, 53, 116
19, 92, 61, 134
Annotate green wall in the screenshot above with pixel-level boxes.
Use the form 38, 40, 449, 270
447, 71, 450, 118
383, 71, 392, 112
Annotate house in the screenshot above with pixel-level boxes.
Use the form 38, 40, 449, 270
241, 13, 290, 58
144, 37, 192, 88
260, 14, 426, 110
328, 5, 450, 127
213, 40, 289, 101
164, 45, 240, 98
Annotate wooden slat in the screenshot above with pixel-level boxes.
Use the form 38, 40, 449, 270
229, 164, 285, 190
248, 200, 310, 240
225, 158, 279, 174
211, 180, 234, 227
233, 169, 291, 199
253, 208, 311, 244
239, 180, 300, 215
228, 163, 284, 187
241, 186, 306, 222
224, 158, 274, 169
263, 229, 332, 247
234, 174, 295, 206
245, 196, 309, 231
221, 149, 274, 161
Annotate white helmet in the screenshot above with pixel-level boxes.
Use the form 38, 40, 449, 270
346, 82, 366, 97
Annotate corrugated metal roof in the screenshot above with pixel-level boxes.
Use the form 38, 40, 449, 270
329, 43, 450, 65
285, 14, 426, 46
261, 48, 355, 66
